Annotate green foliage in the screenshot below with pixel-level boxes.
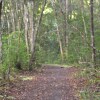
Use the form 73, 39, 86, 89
2, 31, 29, 71
79, 67, 100, 100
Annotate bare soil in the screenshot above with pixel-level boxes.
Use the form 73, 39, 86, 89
5, 66, 80, 100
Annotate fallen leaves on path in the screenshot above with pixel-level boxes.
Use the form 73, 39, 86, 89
2, 66, 81, 100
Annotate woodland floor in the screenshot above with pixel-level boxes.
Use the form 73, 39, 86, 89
1, 65, 83, 100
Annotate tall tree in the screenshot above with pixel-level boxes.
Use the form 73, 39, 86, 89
24, 0, 30, 54
0, 0, 2, 63
51, 1, 64, 62
0, 0, 2, 20
90, 0, 96, 67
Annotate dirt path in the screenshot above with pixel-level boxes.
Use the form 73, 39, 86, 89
9, 66, 79, 100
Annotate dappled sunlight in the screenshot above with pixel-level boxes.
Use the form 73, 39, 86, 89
20, 76, 36, 81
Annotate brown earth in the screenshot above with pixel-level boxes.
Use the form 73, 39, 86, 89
4, 66, 81, 100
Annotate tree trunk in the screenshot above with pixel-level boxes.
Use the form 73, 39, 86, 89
0, 0, 2, 21
80, 0, 88, 42
10, 0, 16, 31
29, 0, 47, 70
56, 25, 64, 62
90, 0, 96, 67
28, 1, 35, 70
51, 1, 64, 62
0, 32, 2, 64
0, 0, 2, 64
59, 0, 69, 61
24, 0, 30, 54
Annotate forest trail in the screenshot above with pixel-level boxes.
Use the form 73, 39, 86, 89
8, 66, 80, 100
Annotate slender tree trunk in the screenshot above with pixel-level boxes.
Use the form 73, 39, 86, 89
10, 0, 16, 31
29, 0, 47, 69
28, 1, 34, 54
0, 0, 2, 64
51, 1, 64, 62
28, 1, 35, 70
35, 0, 47, 37
59, 0, 69, 61
56, 26, 64, 62
81, 0, 88, 42
0, 32, 2, 64
0, 0, 2, 21
80, 0, 89, 62
90, 0, 96, 67
24, 0, 30, 54
16, 0, 21, 31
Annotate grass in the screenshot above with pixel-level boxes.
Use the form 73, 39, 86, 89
78, 67, 100, 100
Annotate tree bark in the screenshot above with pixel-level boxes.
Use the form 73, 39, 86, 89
29, 0, 47, 70
90, 0, 96, 67
0, 0, 2, 64
24, 0, 30, 54
10, 0, 16, 31
28, 1, 35, 70
0, 0, 2, 22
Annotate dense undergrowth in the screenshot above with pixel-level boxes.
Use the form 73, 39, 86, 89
78, 67, 100, 100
